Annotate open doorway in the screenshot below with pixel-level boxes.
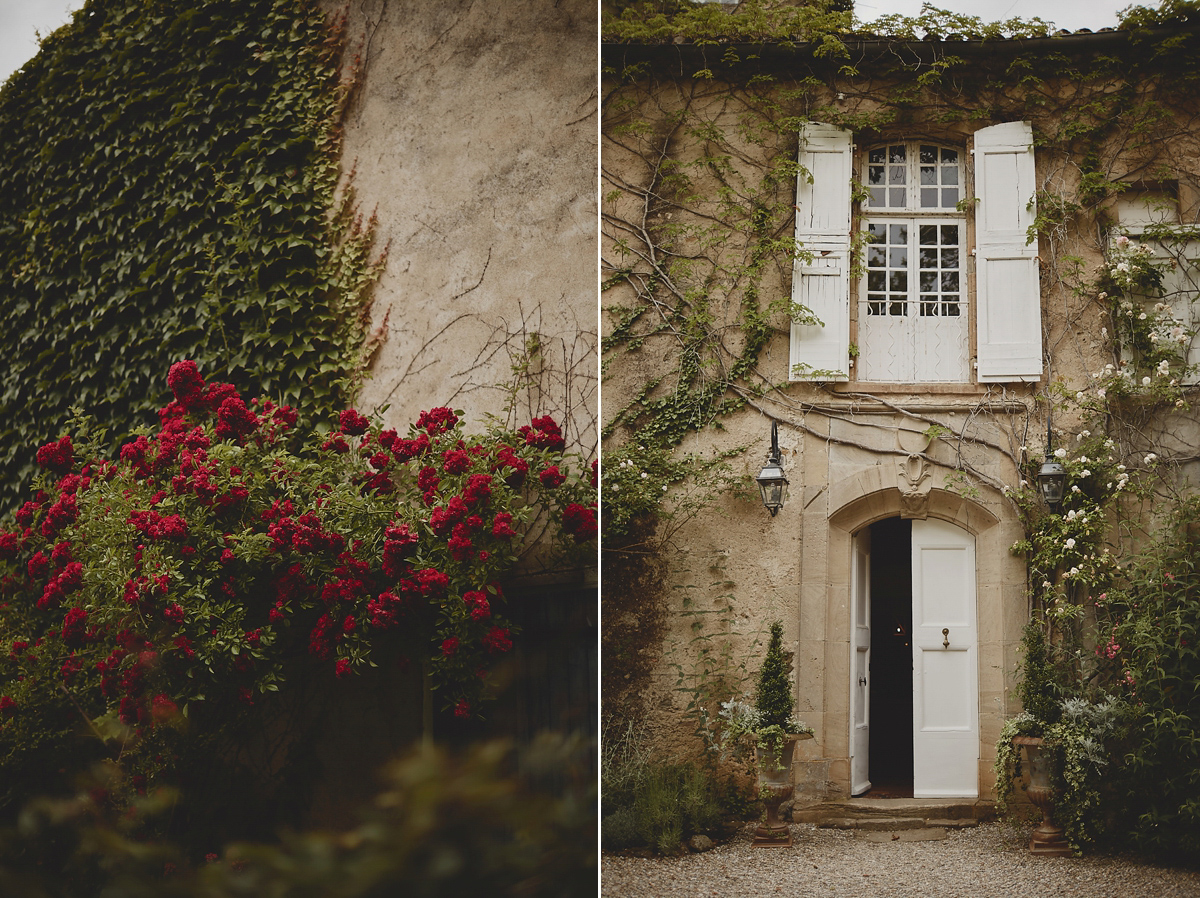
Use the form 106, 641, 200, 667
867, 517, 913, 796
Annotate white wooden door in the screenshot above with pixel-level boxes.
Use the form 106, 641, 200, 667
850, 529, 871, 796
911, 518, 978, 798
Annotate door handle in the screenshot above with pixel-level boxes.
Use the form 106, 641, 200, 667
942, 627, 950, 648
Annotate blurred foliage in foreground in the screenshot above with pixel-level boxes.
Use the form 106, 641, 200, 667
0, 733, 596, 898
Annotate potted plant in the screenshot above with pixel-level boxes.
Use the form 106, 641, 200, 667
994, 621, 1073, 856
720, 620, 812, 846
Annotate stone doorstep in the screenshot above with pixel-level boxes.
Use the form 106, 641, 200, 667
795, 798, 995, 830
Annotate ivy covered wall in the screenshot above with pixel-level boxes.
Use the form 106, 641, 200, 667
0, 0, 380, 509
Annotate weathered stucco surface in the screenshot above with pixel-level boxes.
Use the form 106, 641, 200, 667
326, 0, 597, 455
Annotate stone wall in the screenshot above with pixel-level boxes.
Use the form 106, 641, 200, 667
325, 0, 598, 456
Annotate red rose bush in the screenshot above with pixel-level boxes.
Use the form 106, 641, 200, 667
0, 362, 595, 811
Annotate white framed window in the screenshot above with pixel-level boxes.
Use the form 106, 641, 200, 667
1114, 188, 1200, 383
789, 121, 1043, 385
859, 142, 968, 382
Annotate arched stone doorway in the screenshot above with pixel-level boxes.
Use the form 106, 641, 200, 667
791, 465, 1024, 803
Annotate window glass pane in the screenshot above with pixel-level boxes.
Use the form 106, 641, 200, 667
868, 222, 887, 240
889, 223, 907, 244
868, 165, 885, 185
919, 225, 938, 245
941, 224, 959, 244
944, 302, 960, 316
889, 247, 907, 268
920, 145, 937, 164
941, 247, 959, 269
941, 271, 959, 292
868, 271, 886, 291
889, 270, 907, 292
889, 187, 905, 206
868, 246, 886, 267
919, 248, 937, 269
869, 188, 886, 207
942, 166, 958, 186
921, 188, 938, 208
889, 165, 906, 185
889, 145, 906, 164
889, 300, 907, 316
920, 166, 937, 185
921, 297, 938, 316
941, 148, 958, 165
868, 298, 885, 315
869, 147, 885, 164
942, 188, 959, 207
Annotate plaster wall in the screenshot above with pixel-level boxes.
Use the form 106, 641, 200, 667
325, 0, 598, 455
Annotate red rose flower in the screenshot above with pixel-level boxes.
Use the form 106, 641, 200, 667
562, 503, 597, 543
167, 360, 206, 408
454, 700, 471, 719
164, 604, 185, 624
441, 637, 459, 657
339, 408, 371, 435
36, 435, 75, 475
442, 449, 472, 474
483, 626, 513, 654
61, 607, 88, 648
491, 446, 526, 483
417, 568, 450, 598
539, 465, 566, 488
215, 397, 259, 442
448, 531, 474, 561
518, 415, 566, 452
492, 512, 517, 539
416, 407, 459, 435
335, 658, 352, 678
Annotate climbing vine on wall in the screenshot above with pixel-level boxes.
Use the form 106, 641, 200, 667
603, 1, 1200, 524
0, 0, 383, 510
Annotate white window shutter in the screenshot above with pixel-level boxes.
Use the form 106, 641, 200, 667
790, 123, 852, 381
974, 121, 1043, 382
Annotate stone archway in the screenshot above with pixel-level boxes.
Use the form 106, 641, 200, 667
790, 464, 1027, 804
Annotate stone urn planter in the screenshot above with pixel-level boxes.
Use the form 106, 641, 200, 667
753, 732, 812, 847
1012, 735, 1072, 857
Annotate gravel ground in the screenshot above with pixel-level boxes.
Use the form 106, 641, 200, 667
601, 823, 1200, 898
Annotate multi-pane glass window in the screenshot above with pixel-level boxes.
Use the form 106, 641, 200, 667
860, 142, 969, 382
867, 144, 961, 211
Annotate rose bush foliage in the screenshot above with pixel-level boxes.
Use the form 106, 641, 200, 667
0, 362, 596, 811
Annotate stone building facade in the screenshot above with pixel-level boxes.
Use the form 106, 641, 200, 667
602, 23, 1200, 804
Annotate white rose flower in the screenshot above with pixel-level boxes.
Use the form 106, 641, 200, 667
1097, 388, 1107, 399
1055, 448, 1067, 459
1142, 376, 1152, 386
1065, 538, 1076, 549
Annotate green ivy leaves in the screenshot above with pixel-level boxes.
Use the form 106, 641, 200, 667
0, 0, 380, 511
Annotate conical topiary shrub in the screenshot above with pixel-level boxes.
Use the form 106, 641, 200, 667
755, 621, 794, 731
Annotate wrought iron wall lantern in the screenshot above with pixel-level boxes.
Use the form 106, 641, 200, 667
1036, 416, 1066, 513
756, 420, 789, 516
